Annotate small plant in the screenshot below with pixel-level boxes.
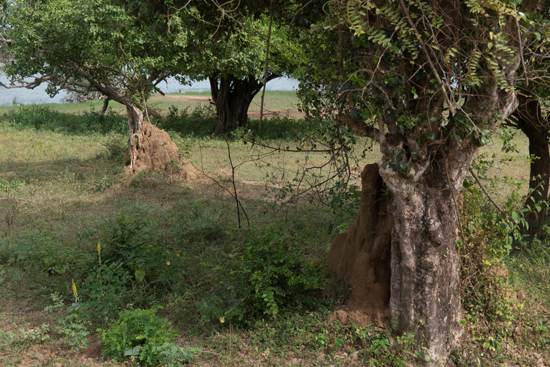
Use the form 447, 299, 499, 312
224, 225, 326, 323
12, 324, 52, 346
44, 291, 90, 351
81, 261, 132, 322
57, 308, 90, 351
157, 342, 199, 367
0, 176, 24, 193
99, 306, 194, 366
102, 132, 127, 160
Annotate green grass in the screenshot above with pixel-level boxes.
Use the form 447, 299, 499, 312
0, 103, 548, 366
0, 90, 300, 116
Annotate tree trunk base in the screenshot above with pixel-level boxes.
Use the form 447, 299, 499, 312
326, 164, 393, 328
124, 120, 199, 180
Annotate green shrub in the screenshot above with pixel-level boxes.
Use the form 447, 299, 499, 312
100, 306, 194, 366
78, 211, 186, 321
160, 105, 217, 137
0, 230, 91, 277
102, 132, 127, 160
224, 226, 326, 323
1, 105, 127, 134
97, 213, 166, 282
81, 262, 132, 322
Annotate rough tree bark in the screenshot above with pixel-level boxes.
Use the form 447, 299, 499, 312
380, 152, 468, 364
209, 73, 280, 134
379, 79, 521, 363
509, 95, 550, 235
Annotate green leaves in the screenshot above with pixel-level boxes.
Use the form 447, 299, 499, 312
223, 225, 326, 324
5, 0, 191, 104
99, 306, 195, 366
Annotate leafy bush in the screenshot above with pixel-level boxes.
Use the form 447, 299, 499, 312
96, 213, 166, 282
0, 230, 91, 278
100, 306, 194, 366
224, 226, 326, 323
78, 211, 185, 321
160, 104, 309, 140
1, 105, 127, 134
81, 262, 133, 322
102, 132, 127, 160
160, 105, 217, 137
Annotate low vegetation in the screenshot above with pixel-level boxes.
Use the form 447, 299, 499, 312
0, 97, 548, 366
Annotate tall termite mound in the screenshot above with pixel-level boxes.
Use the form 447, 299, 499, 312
124, 120, 199, 180
326, 163, 393, 327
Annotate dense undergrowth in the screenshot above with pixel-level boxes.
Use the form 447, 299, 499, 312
0, 105, 549, 366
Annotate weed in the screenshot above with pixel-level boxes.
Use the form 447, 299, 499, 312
224, 225, 326, 323
99, 306, 195, 366
81, 261, 133, 322
102, 132, 127, 161
44, 293, 90, 351
9, 324, 52, 346
0, 176, 24, 193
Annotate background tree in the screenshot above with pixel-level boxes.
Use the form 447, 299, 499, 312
300, 0, 546, 365
181, 8, 305, 134
506, 94, 550, 234
502, 2, 550, 235
1, 0, 197, 177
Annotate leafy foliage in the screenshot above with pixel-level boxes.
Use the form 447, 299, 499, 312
224, 226, 326, 323
99, 306, 194, 366
1, 105, 127, 134
4, 0, 189, 103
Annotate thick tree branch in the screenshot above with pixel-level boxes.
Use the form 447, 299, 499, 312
335, 114, 380, 141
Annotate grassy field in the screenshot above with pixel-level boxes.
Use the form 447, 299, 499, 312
0, 99, 548, 366
0, 91, 301, 116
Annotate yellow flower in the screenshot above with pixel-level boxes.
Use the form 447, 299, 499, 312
97, 242, 101, 255
72, 280, 78, 300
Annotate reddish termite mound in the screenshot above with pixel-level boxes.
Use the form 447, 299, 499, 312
124, 120, 199, 180
326, 163, 393, 327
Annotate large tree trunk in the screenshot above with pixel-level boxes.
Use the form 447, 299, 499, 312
209, 74, 279, 134
511, 96, 550, 235
329, 150, 480, 366
379, 151, 468, 365
124, 104, 198, 179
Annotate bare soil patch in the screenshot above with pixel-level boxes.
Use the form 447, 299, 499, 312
151, 94, 305, 119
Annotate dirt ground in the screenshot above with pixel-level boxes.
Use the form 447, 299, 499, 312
152, 94, 305, 119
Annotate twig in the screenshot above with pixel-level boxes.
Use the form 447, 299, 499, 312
259, 7, 274, 132
468, 168, 506, 216
225, 138, 250, 229
396, 0, 456, 116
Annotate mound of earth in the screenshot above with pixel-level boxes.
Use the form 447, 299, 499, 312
124, 120, 199, 180
326, 163, 393, 327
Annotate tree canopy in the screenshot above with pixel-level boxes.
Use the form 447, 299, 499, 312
179, 7, 306, 133
3, 0, 188, 104
2, 0, 199, 176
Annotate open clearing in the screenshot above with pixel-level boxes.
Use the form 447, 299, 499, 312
0, 95, 549, 366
